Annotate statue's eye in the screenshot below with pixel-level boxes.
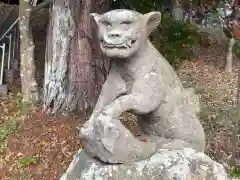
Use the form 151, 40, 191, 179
121, 21, 132, 25
102, 21, 111, 27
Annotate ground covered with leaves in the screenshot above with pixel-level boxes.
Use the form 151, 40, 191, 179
0, 95, 81, 180
178, 44, 240, 172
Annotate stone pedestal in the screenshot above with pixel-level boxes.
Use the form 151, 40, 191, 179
60, 148, 229, 180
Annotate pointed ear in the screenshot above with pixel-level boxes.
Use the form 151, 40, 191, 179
143, 12, 161, 34
90, 13, 102, 24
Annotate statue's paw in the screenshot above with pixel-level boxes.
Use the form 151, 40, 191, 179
79, 126, 90, 139
79, 119, 95, 140
97, 108, 114, 122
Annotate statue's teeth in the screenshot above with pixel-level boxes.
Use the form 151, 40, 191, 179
126, 40, 132, 48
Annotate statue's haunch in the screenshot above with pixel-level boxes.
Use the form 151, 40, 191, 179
80, 9, 205, 164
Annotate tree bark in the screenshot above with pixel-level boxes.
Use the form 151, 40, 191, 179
19, 0, 39, 103
32, 0, 53, 14
44, 0, 111, 115
172, 0, 184, 20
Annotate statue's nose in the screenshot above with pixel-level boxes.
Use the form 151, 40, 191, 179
108, 30, 121, 38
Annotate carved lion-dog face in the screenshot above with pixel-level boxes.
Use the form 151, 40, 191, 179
91, 9, 161, 59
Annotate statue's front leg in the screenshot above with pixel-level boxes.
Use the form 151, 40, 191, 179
100, 92, 163, 119
101, 74, 164, 119
80, 65, 127, 139
82, 92, 162, 163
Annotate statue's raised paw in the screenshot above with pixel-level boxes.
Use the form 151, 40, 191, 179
80, 111, 157, 164
79, 121, 93, 140
97, 108, 114, 121
80, 109, 115, 142
98, 103, 122, 119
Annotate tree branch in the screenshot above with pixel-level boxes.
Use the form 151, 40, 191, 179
31, 0, 53, 14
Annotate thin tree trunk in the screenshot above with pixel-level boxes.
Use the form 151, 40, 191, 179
19, 0, 39, 103
172, 0, 184, 20
44, 0, 111, 115
225, 38, 235, 73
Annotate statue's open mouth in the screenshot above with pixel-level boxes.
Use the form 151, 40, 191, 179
101, 39, 136, 49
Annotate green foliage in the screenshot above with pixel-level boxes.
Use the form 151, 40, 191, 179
153, 14, 201, 68
15, 157, 37, 169
111, 1, 201, 68
229, 166, 240, 178
111, 0, 169, 13
0, 118, 19, 153
0, 93, 33, 154
0, 119, 18, 142
233, 41, 240, 59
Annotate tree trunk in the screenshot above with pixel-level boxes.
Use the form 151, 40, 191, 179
172, 0, 184, 20
225, 38, 235, 73
19, 0, 39, 103
44, 0, 111, 115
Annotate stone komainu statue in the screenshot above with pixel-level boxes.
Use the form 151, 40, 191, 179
80, 9, 206, 164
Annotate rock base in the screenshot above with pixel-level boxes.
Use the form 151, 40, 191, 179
60, 148, 229, 180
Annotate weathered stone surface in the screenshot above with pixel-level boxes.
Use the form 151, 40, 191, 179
80, 9, 205, 164
60, 148, 229, 180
